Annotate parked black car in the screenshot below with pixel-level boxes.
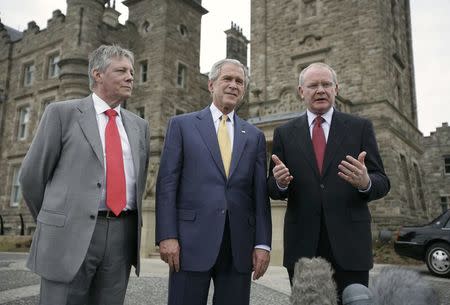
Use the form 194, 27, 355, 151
394, 209, 450, 277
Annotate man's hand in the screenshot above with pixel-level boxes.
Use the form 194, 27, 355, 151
159, 238, 180, 272
338, 151, 370, 190
272, 154, 293, 188
252, 248, 270, 280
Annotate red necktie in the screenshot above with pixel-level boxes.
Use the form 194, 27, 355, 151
104, 109, 126, 216
312, 116, 326, 174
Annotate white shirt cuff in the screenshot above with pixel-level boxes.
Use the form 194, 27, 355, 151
255, 244, 271, 252
276, 180, 288, 191
358, 179, 372, 193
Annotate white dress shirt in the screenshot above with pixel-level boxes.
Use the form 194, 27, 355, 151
306, 107, 333, 142
92, 93, 137, 211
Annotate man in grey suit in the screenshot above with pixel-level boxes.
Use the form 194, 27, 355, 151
19, 45, 150, 305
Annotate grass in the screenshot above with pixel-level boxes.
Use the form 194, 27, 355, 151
0, 236, 32, 252
373, 240, 422, 266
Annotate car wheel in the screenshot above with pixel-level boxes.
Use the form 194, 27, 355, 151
425, 242, 450, 277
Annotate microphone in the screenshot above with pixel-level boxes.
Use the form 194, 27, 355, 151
369, 267, 439, 305
342, 284, 373, 305
290, 257, 338, 305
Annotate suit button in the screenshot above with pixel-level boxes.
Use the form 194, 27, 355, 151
221, 210, 225, 214
320, 184, 325, 189
90, 215, 96, 220
97, 183, 101, 188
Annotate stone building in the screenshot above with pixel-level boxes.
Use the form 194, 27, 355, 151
422, 123, 450, 215
0, 0, 210, 257
0, 0, 447, 264
247, 0, 438, 262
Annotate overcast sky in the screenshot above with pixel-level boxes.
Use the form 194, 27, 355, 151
1, 0, 448, 136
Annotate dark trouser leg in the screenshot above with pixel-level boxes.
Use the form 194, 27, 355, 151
212, 215, 251, 305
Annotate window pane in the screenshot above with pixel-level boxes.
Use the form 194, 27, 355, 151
445, 157, 450, 174
49, 55, 60, 78
24, 64, 35, 86
18, 106, 30, 140
177, 63, 186, 88
140, 61, 148, 83
10, 167, 22, 207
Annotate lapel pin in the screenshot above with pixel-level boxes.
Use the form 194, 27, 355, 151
241, 130, 246, 134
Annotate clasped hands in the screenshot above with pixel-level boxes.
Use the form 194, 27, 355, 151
272, 152, 370, 190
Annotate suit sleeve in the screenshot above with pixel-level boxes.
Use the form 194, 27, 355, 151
155, 117, 182, 244
267, 127, 289, 200
253, 131, 272, 247
360, 120, 390, 202
19, 104, 62, 220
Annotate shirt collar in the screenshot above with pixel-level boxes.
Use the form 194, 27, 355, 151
92, 93, 122, 118
209, 103, 235, 125
307, 107, 334, 127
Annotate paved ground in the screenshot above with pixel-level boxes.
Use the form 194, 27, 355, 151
0, 252, 449, 304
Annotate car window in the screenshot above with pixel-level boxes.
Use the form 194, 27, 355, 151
445, 218, 450, 229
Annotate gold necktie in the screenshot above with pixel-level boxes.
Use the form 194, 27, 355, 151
218, 114, 231, 177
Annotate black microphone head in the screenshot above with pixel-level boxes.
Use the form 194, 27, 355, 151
342, 284, 373, 305
290, 257, 337, 305
369, 267, 439, 305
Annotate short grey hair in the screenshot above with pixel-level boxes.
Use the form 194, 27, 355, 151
298, 62, 338, 86
88, 44, 134, 90
208, 58, 249, 89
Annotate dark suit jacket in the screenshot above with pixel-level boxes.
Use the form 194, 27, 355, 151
268, 110, 390, 271
19, 96, 150, 282
156, 106, 272, 273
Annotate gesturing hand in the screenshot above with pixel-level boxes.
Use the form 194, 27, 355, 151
272, 154, 293, 188
338, 151, 370, 190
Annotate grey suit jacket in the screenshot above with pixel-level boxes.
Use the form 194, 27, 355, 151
19, 95, 150, 283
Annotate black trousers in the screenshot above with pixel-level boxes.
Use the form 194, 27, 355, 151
287, 211, 369, 305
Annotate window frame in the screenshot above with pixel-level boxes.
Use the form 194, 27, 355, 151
48, 54, 60, 79
177, 62, 187, 89
23, 63, 35, 87
10, 165, 22, 207
17, 105, 31, 140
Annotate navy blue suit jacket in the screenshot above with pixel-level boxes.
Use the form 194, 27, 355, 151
156, 106, 272, 273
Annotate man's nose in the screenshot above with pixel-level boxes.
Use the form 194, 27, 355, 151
228, 80, 238, 88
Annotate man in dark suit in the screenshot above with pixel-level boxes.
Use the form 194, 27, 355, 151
19, 45, 150, 305
156, 59, 272, 305
267, 62, 390, 302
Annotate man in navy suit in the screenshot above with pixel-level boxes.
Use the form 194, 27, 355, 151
268, 63, 390, 303
156, 59, 272, 305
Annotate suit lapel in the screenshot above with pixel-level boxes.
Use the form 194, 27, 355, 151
77, 96, 104, 167
121, 110, 141, 181
229, 115, 248, 179
195, 107, 227, 179
291, 113, 321, 178
322, 110, 346, 177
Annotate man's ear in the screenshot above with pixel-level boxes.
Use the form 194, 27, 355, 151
92, 69, 102, 84
298, 86, 304, 99
208, 80, 214, 93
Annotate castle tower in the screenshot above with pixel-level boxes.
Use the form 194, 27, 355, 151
123, 0, 209, 256
249, 0, 428, 262
58, 0, 106, 99
225, 22, 249, 66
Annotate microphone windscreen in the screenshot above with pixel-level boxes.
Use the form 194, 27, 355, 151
290, 257, 337, 305
342, 284, 373, 305
369, 267, 439, 305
